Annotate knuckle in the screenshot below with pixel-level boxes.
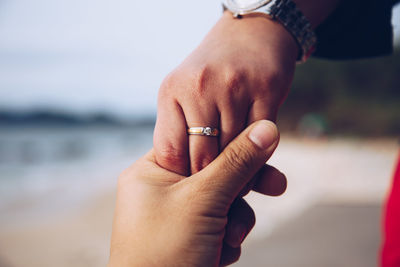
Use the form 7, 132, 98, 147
261, 67, 285, 91
191, 153, 215, 173
223, 65, 245, 96
158, 72, 178, 98
254, 68, 288, 103
160, 71, 178, 89
155, 144, 187, 167
189, 64, 213, 99
117, 167, 133, 188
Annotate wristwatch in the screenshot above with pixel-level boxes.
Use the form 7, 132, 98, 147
222, 0, 316, 62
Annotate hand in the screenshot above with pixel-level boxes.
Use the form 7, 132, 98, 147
154, 12, 298, 176
108, 121, 287, 267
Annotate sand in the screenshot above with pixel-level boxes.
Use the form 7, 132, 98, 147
0, 136, 398, 267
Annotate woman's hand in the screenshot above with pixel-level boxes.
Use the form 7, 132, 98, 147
154, 12, 298, 176
109, 121, 287, 267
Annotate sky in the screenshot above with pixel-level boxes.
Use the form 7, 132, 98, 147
0, 1, 399, 117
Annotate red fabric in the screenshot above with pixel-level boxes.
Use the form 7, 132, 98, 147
382, 151, 400, 267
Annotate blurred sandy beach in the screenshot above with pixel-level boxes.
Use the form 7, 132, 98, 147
234, 136, 398, 267
0, 129, 397, 267
0, 0, 399, 266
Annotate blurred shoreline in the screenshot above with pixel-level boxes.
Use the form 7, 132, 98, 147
0, 123, 154, 228
0, 109, 156, 128
1, 106, 399, 137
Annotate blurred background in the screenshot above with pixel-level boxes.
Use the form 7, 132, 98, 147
0, 1, 399, 266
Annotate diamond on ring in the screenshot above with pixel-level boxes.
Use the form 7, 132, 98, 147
187, 127, 219, 137
203, 127, 212, 135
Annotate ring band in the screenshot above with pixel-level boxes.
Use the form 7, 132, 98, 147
187, 127, 219, 137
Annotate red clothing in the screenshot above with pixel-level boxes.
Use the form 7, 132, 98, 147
382, 152, 400, 266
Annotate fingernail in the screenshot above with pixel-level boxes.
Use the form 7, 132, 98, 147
248, 120, 277, 149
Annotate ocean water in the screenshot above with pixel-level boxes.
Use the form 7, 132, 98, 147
0, 125, 154, 223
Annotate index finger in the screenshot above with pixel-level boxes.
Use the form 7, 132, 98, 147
153, 99, 189, 176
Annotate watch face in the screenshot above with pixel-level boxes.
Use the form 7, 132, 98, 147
225, 0, 272, 12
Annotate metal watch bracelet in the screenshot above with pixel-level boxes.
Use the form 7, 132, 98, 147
268, 0, 316, 62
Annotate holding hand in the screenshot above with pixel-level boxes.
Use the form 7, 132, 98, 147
154, 12, 298, 175
109, 121, 286, 267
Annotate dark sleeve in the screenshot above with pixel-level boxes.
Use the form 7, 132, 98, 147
312, 0, 399, 60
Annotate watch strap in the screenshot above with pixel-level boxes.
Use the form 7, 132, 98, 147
266, 0, 316, 62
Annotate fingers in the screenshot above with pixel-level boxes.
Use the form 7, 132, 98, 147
237, 164, 287, 197
253, 164, 287, 196
154, 99, 189, 176
184, 103, 220, 174
219, 243, 241, 266
247, 98, 278, 124
224, 198, 255, 248
195, 120, 279, 202
186, 90, 250, 173
218, 99, 248, 151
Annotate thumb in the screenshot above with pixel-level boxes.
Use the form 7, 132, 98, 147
194, 120, 279, 201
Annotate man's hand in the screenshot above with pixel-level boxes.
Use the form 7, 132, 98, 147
154, 12, 298, 175
109, 121, 287, 267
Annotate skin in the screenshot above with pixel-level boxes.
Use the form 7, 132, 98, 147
109, 1, 341, 265
154, 1, 340, 177
109, 121, 287, 267
154, 12, 297, 176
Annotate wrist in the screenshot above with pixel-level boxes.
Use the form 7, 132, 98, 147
221, 10, 299, 63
